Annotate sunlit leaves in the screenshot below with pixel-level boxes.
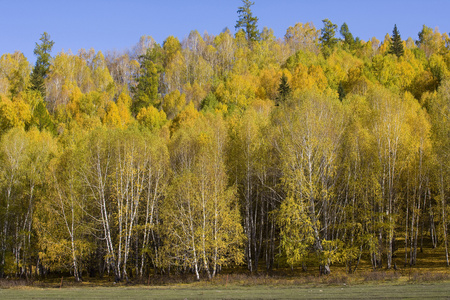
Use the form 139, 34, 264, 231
2, 18, 450, 278
0, 52, 31, 98
285, 22, 320, 55
0, 95, 31, 131
136, 105, 167, 131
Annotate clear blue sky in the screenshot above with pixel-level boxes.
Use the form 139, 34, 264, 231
1, 0, 449, 63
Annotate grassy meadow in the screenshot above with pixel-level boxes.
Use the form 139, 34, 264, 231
1, 282, 450, 299
1, 243, 450, 299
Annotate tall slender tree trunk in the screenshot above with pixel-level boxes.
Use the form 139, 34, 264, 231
405, 182, 409, 266
440, 169, 449, 267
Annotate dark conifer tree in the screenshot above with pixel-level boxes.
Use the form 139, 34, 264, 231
30, 32, 54, 97
340, 23, 354, 47
32, 98, 55, 132
338, 82, 346, 101
235, 0, 260, 42
131, 46, 163, 114
277, 73, 291, 103
319, 19, 338, 57
389, 24, 404, 57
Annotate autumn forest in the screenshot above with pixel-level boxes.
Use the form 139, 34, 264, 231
0, 1, 449, 283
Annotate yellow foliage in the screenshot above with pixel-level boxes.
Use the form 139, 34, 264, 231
397, 58, 417, 89
325, 50, 361, 88
418, 25, 447, 58
104, 101, 121, 128
184, 81, 207, 109
65, 85, 83, 118
379, 34, 391, 55
91, 50, 114, 92
165, 50, 185, 92
116, 92, 133, 127
250, 98, 274, 116
163, 36, 182, 67
308, 65, 328, 91
293, 65, 329, 95
356, 39, 378, 59
0, 51, 31, 97
162, 90, 186, 119
136, 105, 167, 130
344, 66, 371, 95
170, 101, 200, 133
65, 90, 107, 129
0, 95, 31, 130
410, 70, 438, 100
285, 22, 320, 54
216, 73, 257, 108
257, 67, 280, 100
213, 102, 228, 115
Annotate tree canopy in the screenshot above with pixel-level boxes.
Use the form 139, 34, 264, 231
389, 24, 404, 57
0, 15, 450, 282
30, 32, 54, 96
319, 19, 338, 57
235, 0, 260, 42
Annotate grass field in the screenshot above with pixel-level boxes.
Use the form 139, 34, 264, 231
1, 282, 450, 299
1, 245, 449, 299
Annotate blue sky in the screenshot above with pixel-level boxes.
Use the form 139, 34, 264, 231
1, 0, 449, 63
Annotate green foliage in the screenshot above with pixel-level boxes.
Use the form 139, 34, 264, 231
340, 22, 361, 51
320, 19, 338, 57
429, 53, 449, 85
284, 49, 321, 70
32, 99, 54, 130
200, 92, 219, 112
30, 32, 54, 96
131, 47, 163, 114
338, 81, 346, 100
389, 24, 404, 57
277, 197, 315, 266
235, 0, 260, 42
340, 23, 354, 47
276, 73, 291, 103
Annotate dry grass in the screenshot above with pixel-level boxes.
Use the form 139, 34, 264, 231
0, 279, 30, 289
1, 282, 450, 300
1, 244, 448, 289
1, 268, 448, 289
409, 271, 450, 282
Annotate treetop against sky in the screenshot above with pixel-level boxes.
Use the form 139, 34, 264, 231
0, 0, 448, 63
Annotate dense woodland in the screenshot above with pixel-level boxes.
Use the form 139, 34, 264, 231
0, 1, 449, 282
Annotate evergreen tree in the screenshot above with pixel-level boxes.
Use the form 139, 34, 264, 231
338, 82, 346, 101
30, 32, 54, 96
340, 23, 353, 44
340, 22, 358, 50
319, 19, 338, 57
131, 46, 163, 114
389, 24, 404, 57
31, 98, 55, 132
277, 73, 291, 103
235, 0, 260, 42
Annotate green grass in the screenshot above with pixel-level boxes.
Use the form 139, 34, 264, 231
1, 282, 450, 299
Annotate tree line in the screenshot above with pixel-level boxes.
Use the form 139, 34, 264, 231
0, 1, 449, 282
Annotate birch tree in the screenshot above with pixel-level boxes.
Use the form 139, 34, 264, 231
276, 90, 344, 274
163, 115, 244, 279
35, 133, 88, 281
